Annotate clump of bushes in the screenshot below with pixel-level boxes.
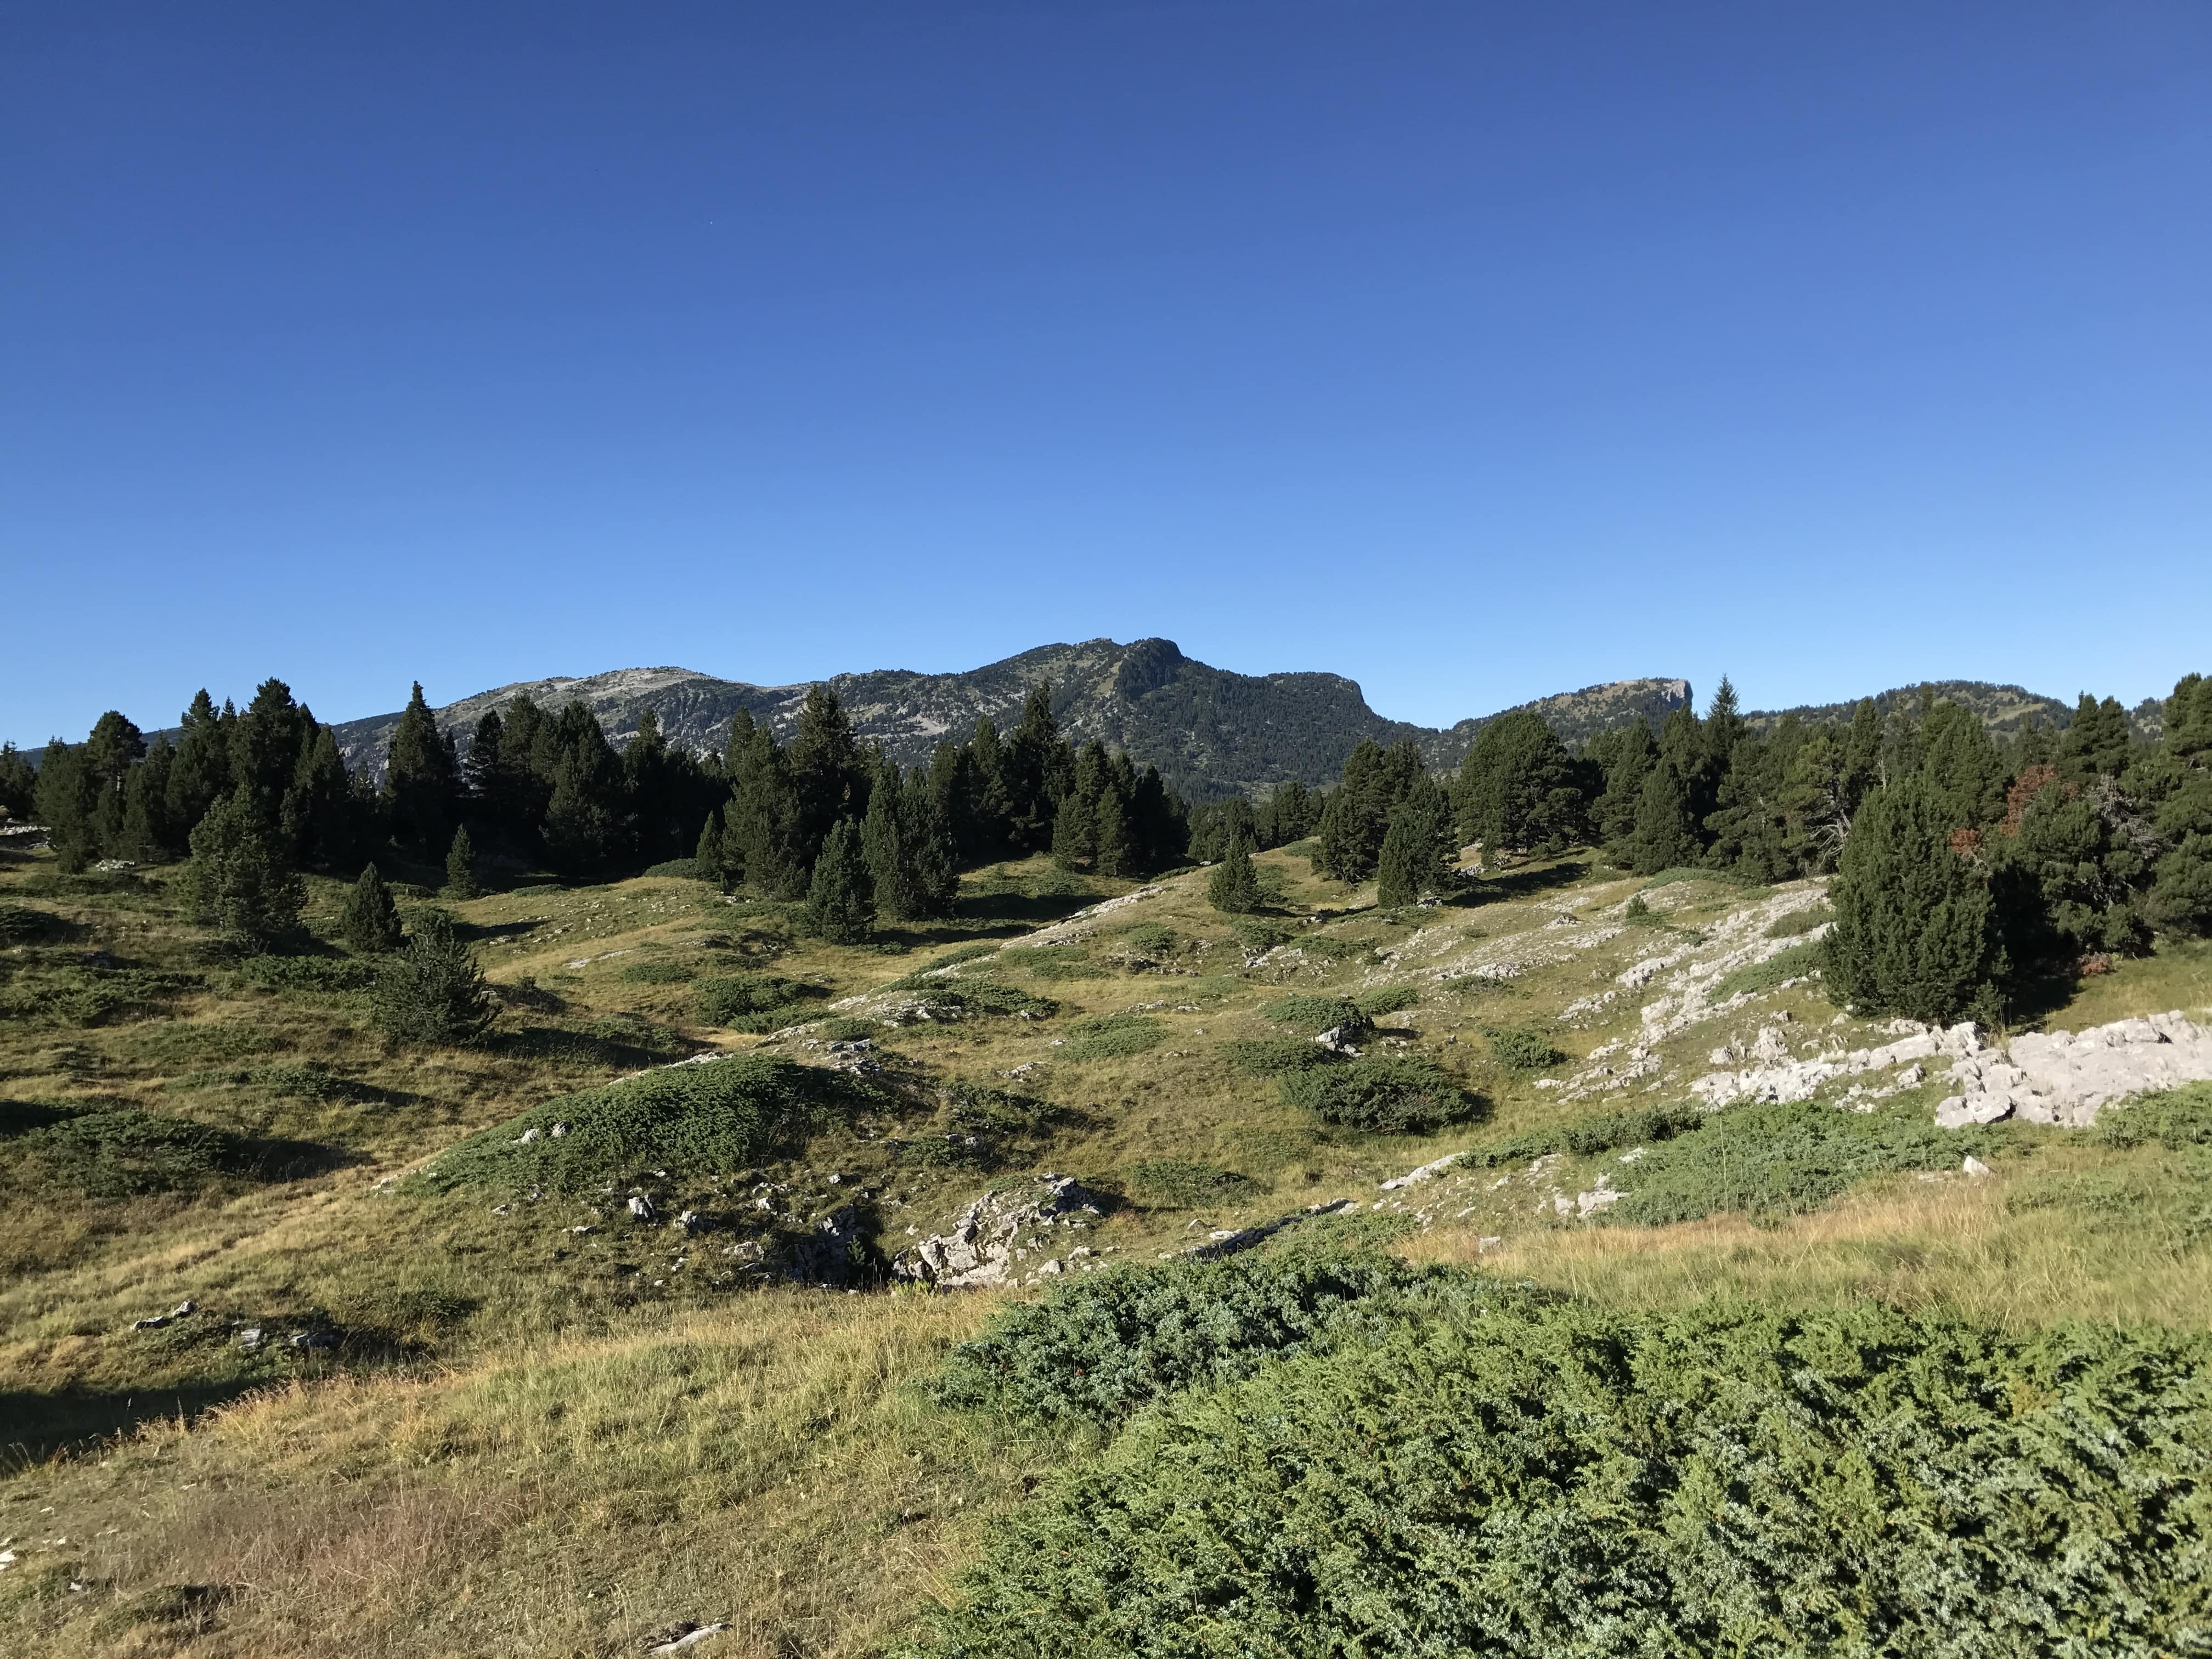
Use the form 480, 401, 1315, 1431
1122, 1159, 1259, 1210
0, 902, 75, 945
819, 1016, 874, 1041
1279, 1054, 1483, 1133
229, 955, 377, 996
422, 1054, 868, 1192
916, 1289, 2212, 1657
1458, 1102, 1706, 1169
1222, 1039, 1331, 1078
1479, 1023, 1566, 1074
693, 973, 826, 1029
1061, 1012, 1166, 1060
372, 911, 495, 1044
1355, 984, 1421, 1018
946, 979, 1058, 1019
0, 1103, 328, 1198
1005, 944, 1113, 981
640, 858, 706, 880
2094, 1082, 2212, 1150
1120, 922, 1179, 958
1262, 996, 1370, 1033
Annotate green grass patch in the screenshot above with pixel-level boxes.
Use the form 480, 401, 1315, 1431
1222, 1039, 1331, 1077
229, 954, 378, 995
619, 959, 696, 985
421, 1054, 871, 1193
1119, 922, 1178, 958
2092, 1082, 2212, 1150
1060, 1012, 1167, 1060
1354, 984, 1421, 1018
820, 1017, 875, 1041
1763, 904, 1832, 939
1706, 941, 1824, 1005
1004, 944, 1112, 981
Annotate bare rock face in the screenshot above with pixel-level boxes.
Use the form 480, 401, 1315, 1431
890, 1175, 1103, 1289
1934, 1013, 2212, 1128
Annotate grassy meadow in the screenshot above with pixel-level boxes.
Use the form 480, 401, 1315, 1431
4, 832, 2211, 1655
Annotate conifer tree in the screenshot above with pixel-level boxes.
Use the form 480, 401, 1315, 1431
540, 701, 625, 874
232, 679, 310, 834
964, 716, 1015, 854
725, 718, 804, 896
119, 737, 176, 859
386, 682, 458, 860
180, 787, 304, 951
1377, 776, 1453, 906
1002, 685, 1072, 852
1626, 760, 1701, 875
35, 738, 98, 872
1826, 773, 2001, 1023
900, 770, 960, 917
342, 863, 405, 952
166, 689, 232, 837
444, 826, 479, 899
789, 687, 871, 861
1052, 743, 1107, 870
1454, 710, 1585, 855
283, 724, 355, 870
1917, 702, 2007, 831
2061, 693, 2132, 781
373, 909, 495, 1043
1094, 776, 1135, 877
1206, 828, 1265, 914
1589, 722, 1658, 861
696, 805, 735, 888
0, 742, 35, 822
805, 817, 874, 942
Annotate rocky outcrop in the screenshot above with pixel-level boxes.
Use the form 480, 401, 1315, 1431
890, 1175, 1104, 1289
1692, 1020, 1986, 1108
1934, 1013, 2212, 1127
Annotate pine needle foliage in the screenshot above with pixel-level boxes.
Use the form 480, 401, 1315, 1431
1278, 1053, 1483, 1132
371, 909, 495, 1045
340, 864, 403, 953
1826, 773, 2001, 1023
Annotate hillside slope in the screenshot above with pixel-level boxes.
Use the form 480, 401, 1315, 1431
324, 639, 1692, 798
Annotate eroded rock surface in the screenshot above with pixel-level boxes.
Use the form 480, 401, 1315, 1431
890, 1174, 1103, 1288
1934, 1013, 2212, 1128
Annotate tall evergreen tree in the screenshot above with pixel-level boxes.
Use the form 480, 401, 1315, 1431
1051, 742, 1108, 870
2061, 693, 2132, 781
283, 724, 356, 870
789, 687, 871, 862
180, 787, 304, 950
696, 805, 736, 888
541, 701, 626, 874
1626, 760, 1701, 875
1206, 827, 1265, 914
0, 742, 36, 822
166, 690, 233, 838
724, 716, 805, 896
1826, 772, 2001, 1023
964, 716, 1016, 854
805, 817, 874, 942
35, 738, 98, 872
119, 736, 177, 860
1454, 710, 1585, 855
1590, 721, 1658, 859
386, 682, 459, 860
232, 679, 311, 836
1002, 684, 1072, 852
1376, 775, 1453, 906
341, 864, 404, 953
1917, 702, 2008, 831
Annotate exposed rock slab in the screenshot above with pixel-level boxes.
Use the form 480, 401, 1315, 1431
890, 1174, 1103, 1289
1934, 1012, 2212, 1128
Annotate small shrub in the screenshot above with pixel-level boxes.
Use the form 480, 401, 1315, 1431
619, 959, 696, 985
955, 979, 1059, 1019
1005, 944, 1111, 981
0, 902, 75, 945
1, 966, 201, 1027
1262, 996, 1369, 1033
1623, 893, 1656, 924
1061, 1012, 1166, 1060
1124, 1159, 1259, 1209
1458, 1103, 1707, 1169
1706, 941, 1824, 1005
373, 911, 495, 1044
1355, 984, 1421, 1018
641, 858, 707, 880
2094, 1083, 2212, 1150
0, 1107, 328, 1197
1232, 918, 1295, 953
1280, 1054, 1483, 1133
820, 1017, 874, 1041
1480, 1023, 1566, 1073
1763, 904, 1833, 939
693, 973, 825, 1028
1121, 922, 1178, 958
230, 955, 377, 996
421, 1054, 867, 1192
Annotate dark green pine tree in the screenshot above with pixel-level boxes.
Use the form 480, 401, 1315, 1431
1917, 702, 2008, 832
963, 716, 1016, 855
724, 714, 805, 896
789, 687, 871, 865
282, 724, 356, 871
79, 709, 148, 860
1454, 710, 1586, 856
119, 736, 177, 860
900, 769, 960, 917
341, 863, 405, 953
1093, 755, 1137, 878
1052, 743, 1107, 870
1206, 827, 1266, 914
386, 682, 459, 861
2147, 673, 2212, 937
696, 805, 737, 888
2061, 693, 2133, 781
1002, 685, 1073, 853
373, 909, 495, 1043
180, 786, 305, 951
805, 817, 874, 943
1826, 772, 2001, 1024
0, 742, 36, 822
165, 689, 233, 841
1626, 760, 1701, 875
34, 738, 98, 872
1588, 722, 1658, 863
1376, 776, 1453, 906
232, 679, 312, 837
541, 701, 625, 874
444, 825, 479, 899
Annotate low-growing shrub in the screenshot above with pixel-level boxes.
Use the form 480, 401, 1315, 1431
1280, 1054, 1483, 1133
915, 1294, 2212, 1657
619, 959, 696, 985
929, 1249, 1447, 1427
1262, 996, 1369, 1033
0, 1105, 333, 1197
1458, 1102, 1707, 1169
819, 1016, 874, 1041
1763, 903, 1833, 939
1706, 940, 1824, 1005
693, 973, 826, 1028
1354, 984, 1421, 1018
1232, 919, 1296, 953
0, 902, 77, 945
1060, 1012, 1166, 1060
1604, 1096, 2016, 1226
1005, 944, 1112, 981
229, 955, 377, 995
1479, 1023, 1566, 1073
421, 1054, 868, 1192
1123, 1158, 1259, 1210
2, 966, 202, 1028
1121, 922, 1178, 958
945, 978, 1058, 1019
640, 858, 706, 880
2093, 1082, 2212, 1150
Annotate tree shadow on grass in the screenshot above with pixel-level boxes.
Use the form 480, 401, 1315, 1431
956, 888, 1100, 925
1, 1381, 266, 1466
1462, 860, 1592, 904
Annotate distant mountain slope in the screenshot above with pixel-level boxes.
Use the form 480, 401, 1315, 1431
1743, 680, 2163, 740
325, 640, 1694, 800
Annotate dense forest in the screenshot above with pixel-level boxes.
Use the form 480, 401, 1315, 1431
7, 668, 2208, 1026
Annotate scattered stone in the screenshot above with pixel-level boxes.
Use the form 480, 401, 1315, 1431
891, 1175, 1104, 1289
1962, 1156, 1993, 1178
1314, 1025, 1362, 1056
1380, 1153, 1462, 1191
646, 1622, 730, 1654
627, 1195, 658, 1222
550, 1121, 569, 1137
289, 1329, 338, 1351
237, 1328, 262, 1350
514, 1126, 540, 1144
676, 1210, 706, 1234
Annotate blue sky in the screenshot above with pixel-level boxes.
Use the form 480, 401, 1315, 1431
5, 1, 2208, 747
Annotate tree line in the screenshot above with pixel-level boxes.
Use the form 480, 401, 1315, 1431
1, 677, 1190, 948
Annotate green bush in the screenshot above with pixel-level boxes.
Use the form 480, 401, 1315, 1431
1458, 1102, 1707, 1169
1280, 1054, 1483, 1133
820, 1016, 874, 1041
0, 966, 201, 1028
693, 973, 825, 1028
947, 979, 1059, 1019
1479, 1022, 1566, 1073
0, 1105, 324, 1198
1232, 918, 1295, 953
641, 858, 706, 880
929, 1249, 1445, 1427
421, 1054, 867, 1193
914, 1294, 2212, 1657
1764, 904, 1833, 939
1354, 984, 1421, 1018
229, 955, 377, 995
373, 911, 495, 1045
1120, 922, 1178, 958
2093, 1082, 2212, 1150
1123, 1158, 1259, 1209
1605, 1097, 2016, 1226
1061, 1012, 1166, 1060
1262, 995, 1369, 1032
1006, 944, 1112, 981
619, 958, 696, 985
1707, 941, 1825, 1005
0, 902, 75, 945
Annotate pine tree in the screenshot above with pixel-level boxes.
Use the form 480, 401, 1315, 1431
386, 682, 458, 860
1454, 710, 1585, 856
283, 724, 355, 870
1590, 723, 1657, 861
1094, 774, 1135, 877
1206, 828, 1265, 914
1052, 743, 1107, 870
1002, 685, 1071, 853
789, 687, 871, 862
1626, 760, 1700, 875
900, 770, 960, 917
805, 817, 874, 942
35, 738, 98, 873
166, 689, 232, 837
725, 718, 805, 896
696, 805, 735, 888
0, 742, 36, 822
1917, 702, 2007, 831
540, 702, 625, 874
232, 679, 311, 835
1826, 773, 2001, 1023
444, 826, 479, 899
1377, 776, 1453, 906
341, 864, 404, 952
118, 737, 176, 860
180, 787, 305, 951
373, 909, 495, 1043
2061, 693, 2133, 781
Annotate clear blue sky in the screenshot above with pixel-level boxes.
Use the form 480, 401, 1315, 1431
5, 1, 2208, 748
